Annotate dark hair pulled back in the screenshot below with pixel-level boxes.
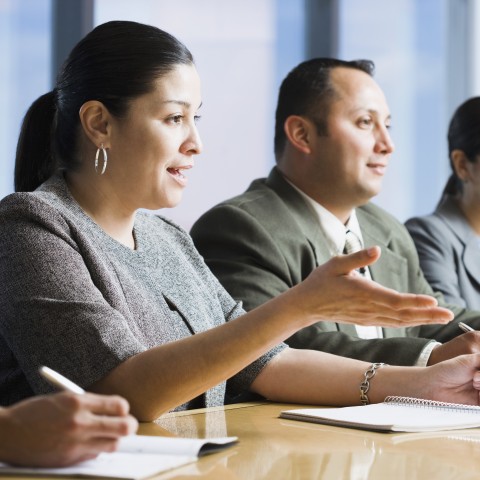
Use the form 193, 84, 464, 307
15, 20, 194, 192
443, 96, 480, 196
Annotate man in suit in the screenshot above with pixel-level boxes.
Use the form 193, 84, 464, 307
190, 58, 480, 366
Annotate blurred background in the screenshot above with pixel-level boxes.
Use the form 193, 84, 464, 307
1, 0, 479, 229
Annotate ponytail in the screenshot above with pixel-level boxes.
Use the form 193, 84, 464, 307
14, 91, 56, 192
440, 173, 462, 199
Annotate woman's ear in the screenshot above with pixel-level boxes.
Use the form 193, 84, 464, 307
78, 101, 111, 148
451, 149, 471, 182
284, 115, 313, 155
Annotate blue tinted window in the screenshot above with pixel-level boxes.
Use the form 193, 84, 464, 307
0, 0, 51, 198
339, 0, 449, 220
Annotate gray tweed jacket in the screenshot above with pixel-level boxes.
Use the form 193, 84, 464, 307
0, 175, 284, 407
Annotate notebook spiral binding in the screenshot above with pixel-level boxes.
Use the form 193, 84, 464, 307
385, 396, 480, 413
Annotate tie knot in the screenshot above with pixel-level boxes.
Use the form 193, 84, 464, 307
344, 229, 363, 254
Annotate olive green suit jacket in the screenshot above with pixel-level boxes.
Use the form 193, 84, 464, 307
191, 167, 480, 365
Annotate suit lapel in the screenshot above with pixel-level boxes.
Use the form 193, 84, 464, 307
266, 168, 331, 266
265, 169, 365, 337
436, 196, 480, 287
464, 242, 480, 286
356, 207, 410, 339
357, 207, 409, 292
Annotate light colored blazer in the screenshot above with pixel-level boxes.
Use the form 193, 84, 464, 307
191, 167, 480, 366
406, 195, 480, 310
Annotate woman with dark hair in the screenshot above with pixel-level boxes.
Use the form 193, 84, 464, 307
406, 97, 480, 310
2, 21, 480, 422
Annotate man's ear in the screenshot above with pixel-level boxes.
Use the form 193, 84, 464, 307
284, 115, 313, 155
78, 101, 111, 148
451, 149, 471, 182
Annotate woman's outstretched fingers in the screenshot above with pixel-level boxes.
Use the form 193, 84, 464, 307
300, 254, 454, 328
325, 246, 381, 276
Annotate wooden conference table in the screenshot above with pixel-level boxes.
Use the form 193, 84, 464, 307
4, 401, 480, 479
139, 401, 480, 480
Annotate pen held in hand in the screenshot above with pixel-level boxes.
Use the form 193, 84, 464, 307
458, 322, 475, 334
39, 365, 85, 394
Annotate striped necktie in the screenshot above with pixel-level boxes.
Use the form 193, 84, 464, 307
344, 229, 363, 255
344, 229, 366, 276
343, 229, 381, 338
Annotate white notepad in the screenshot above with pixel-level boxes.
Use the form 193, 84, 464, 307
280, 396, 480, 433
0, 435, 238, 479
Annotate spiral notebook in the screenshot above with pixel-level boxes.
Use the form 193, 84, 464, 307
280, 396, 480, 433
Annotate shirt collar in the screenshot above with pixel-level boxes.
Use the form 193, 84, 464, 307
285, 178, 364, 255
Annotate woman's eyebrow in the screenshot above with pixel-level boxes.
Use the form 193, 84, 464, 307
161, 99, 190, 106
160, 100, 203, 109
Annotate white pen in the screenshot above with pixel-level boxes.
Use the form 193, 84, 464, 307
39, 366, 85, 394
458, 322, 475, 334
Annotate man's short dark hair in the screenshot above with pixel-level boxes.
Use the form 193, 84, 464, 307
274, 58, 375, 160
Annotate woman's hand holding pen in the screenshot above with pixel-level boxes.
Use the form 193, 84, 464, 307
0, 366, 138, 468
427, 323, 480, 365
0, 391, 138, 467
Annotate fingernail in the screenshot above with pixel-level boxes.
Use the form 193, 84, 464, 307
367, 247, 377, 257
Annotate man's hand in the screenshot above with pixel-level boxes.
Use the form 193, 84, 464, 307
428, 331, 480, 365
297, 246, 454, 328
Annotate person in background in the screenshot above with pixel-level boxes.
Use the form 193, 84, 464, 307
0, 392, 137, 467
191, 58, 480, 367
406, 97, 480, 310
2, 22, 480, 423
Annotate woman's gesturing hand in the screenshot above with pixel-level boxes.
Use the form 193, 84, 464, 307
294, 246, 454, 328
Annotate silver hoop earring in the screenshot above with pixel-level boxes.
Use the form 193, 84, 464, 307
95, 144, 108, 175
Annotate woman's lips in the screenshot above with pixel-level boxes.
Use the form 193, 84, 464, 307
367, 163, 387, 175
167, 165, 192, 186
